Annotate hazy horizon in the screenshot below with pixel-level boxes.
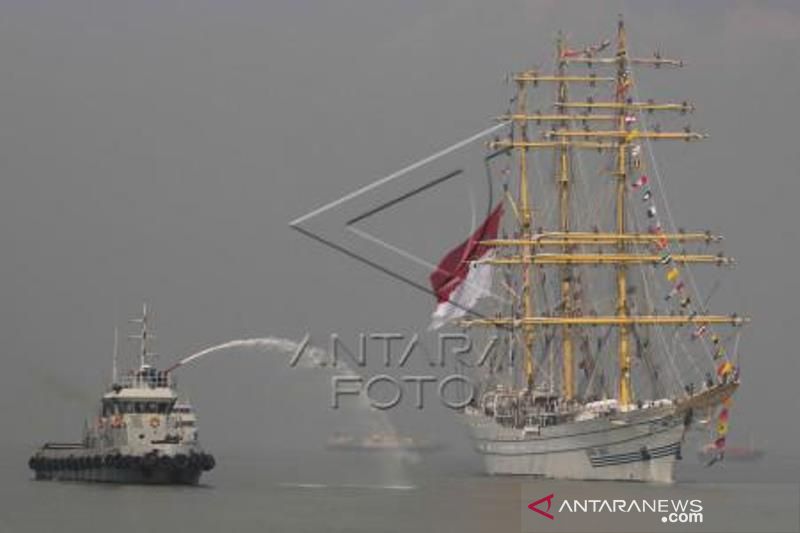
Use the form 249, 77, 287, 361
0, 0, 798, 462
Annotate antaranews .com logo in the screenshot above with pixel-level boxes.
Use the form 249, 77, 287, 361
529, 493, 703, 525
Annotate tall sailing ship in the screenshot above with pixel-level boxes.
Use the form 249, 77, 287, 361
429, 17, 746, 483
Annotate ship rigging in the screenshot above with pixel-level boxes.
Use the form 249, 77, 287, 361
428, 17, 746, 481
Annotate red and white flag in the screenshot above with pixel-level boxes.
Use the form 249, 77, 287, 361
429, 204, 503, 330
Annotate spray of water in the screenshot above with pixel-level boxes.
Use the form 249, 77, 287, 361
168, 335, 420, 484
168, 337, 330, 371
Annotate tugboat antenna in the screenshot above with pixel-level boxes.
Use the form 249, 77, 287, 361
128, 303, 157, 368
112, 326, 119, 383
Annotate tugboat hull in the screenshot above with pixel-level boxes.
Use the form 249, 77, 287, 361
28, 451, 215, 485
33, 465, 202, 485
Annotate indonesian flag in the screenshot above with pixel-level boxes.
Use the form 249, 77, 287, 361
429, 203, 504, 330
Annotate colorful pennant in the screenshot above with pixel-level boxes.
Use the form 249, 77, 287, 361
692, 325, 707, 339
632, 174, 649, 189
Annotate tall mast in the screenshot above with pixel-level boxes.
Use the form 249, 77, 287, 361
514, 78, 536, 390
614, 16, 631, 406
473, 18, 748, 403
555, 32, 575, 401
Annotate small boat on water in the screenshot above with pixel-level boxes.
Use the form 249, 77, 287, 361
326, 432, 443, 452
28, 305, 215, 485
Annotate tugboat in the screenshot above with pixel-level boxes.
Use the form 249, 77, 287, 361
28, 305, 215, 484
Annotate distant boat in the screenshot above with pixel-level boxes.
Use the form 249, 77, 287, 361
326, 432, 443, 452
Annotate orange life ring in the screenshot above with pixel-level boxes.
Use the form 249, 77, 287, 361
149, 417, 160, 429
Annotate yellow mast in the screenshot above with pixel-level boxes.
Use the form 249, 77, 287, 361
485, 253, 734, 265
484, 232, 723, 246
467, 315, 748, 327
514, 78, 536, 390
555, 33, 574, 401
614, 16, 632, 406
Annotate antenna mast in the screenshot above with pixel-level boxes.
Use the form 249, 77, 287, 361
129, 303, 156, 368
112, 326, 119, 383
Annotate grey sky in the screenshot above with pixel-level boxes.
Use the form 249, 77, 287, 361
0, 1, 798, 455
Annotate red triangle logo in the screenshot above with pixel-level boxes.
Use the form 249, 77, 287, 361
528, 493, 555, 520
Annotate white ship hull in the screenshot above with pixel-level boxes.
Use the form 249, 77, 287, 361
464, 404, 687, 483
